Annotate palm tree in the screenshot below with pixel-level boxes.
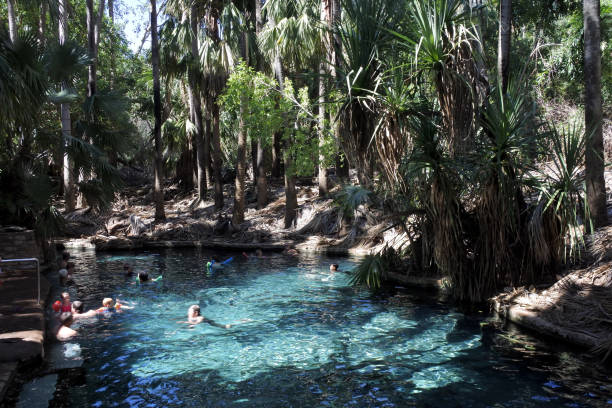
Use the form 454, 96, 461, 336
151, 0, 166, 220
318, 0, 331, 196
59, 0, 76, 212
254, 0, 268, 209
584, 0, 608, 228
498, 0, 511, 93
190, 3, 207, 203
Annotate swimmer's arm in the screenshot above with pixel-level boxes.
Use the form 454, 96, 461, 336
73, 310, 97, 318
153, 276, 163, 282
203, 318, 231, 329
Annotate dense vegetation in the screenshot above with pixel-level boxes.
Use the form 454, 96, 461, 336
0, 0, 609, 303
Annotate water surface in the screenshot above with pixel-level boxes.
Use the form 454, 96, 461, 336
59, 249, 611, 407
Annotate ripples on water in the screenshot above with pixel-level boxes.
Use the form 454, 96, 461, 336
58, 249, 611, 407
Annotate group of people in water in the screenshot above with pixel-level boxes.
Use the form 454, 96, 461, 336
51, 246, 340, 341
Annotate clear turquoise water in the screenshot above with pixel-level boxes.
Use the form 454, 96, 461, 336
61, 249, 611, 407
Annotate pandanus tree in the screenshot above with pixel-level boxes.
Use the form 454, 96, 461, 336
335, 0, 404, 186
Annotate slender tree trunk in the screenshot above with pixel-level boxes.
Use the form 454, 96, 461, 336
330, 0, 348, 181
284, 134, 298, 229
59, 0, 76, 213
271, 53, 284, 178
204, 113, 213, 187
318, 63, 328, 196
233, 96, 247, 225
151, 0, 165, 220
212, 102, 223, 210
7, 0, 17, 43
584, 0, 608, 228
498, 0, 511, 93
95, 0, 105, 48
38, 1, 47, 46
272, 132, 282, 178
109, 0, 115, 87
190, 6, 207, 202
318, 0, 332, 196
250, 140, 257, 182
255, 0, 267, 209
86, 0, 96, 98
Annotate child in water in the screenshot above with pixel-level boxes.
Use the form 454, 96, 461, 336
96, 298, 133, 313
180, 305, 231, 328
55, 312, 77, 341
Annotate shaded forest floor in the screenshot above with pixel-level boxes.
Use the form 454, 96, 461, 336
61, 174, 412, 258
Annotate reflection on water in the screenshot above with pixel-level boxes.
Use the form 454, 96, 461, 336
59, 248, 611, 407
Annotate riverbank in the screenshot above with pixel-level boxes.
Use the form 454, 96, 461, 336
493, 256, 612, 361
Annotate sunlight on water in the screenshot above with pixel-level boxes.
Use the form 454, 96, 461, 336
61, 249, 611, 408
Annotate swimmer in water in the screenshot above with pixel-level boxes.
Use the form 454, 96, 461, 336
60, 292, 72, 313
96, 298, 133, 313
207, 256, 234, 270
123, 264, 134, 277
179, 305, 230, 328
71, 300, 97, 318
330, 264, 339, 272
55, 312, 77, 341
135, 271, 162, 283
242, 249, 264, 259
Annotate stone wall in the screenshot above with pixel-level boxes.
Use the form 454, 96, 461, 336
0, 228, 44, 267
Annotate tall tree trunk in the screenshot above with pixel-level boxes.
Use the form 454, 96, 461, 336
38, 1, 47, 46
204, 113, 213, 187
498, 0, 511, 93
151, 0, 165, 220
189, 7, 207, 202
584, 0, 608, 228
59, 0, 76, 213
255, 0, 267, 209
318, 62, 328, 196
212, 102, 223, 210
86, 0, 96, 98
318, 0, 331, 196
109, 0, 115, 87
330, 0, 348, 181
233, 96, 247, 225
284, 133, 298, 229
7, 0, 17, 43
271, 53, 284, 178
272, 132, 282, 178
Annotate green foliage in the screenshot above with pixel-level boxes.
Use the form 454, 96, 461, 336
349, 254, 385, 290
334, 185, 372, 218
533, 122, 591, 262
220, 61, 284, 146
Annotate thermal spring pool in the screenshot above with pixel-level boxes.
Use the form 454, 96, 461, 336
55, 249, 611, 407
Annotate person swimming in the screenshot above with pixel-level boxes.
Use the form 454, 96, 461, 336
135, 271, 162, 283
71, 300, 97, 318
207, 256, 234, 270
180, 305, 230, 328
123, 264, 134, 277
330, 264, 339, 272
96, 298, 133, 313
55, 312, 77, 341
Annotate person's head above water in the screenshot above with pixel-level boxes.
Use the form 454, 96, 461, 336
102, 298, 114, 308
255, 249, 263, 257
330, 264, 339, 272
188, 304, 201, 318
71, 300, 84, 313
138, 271, 149, 282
